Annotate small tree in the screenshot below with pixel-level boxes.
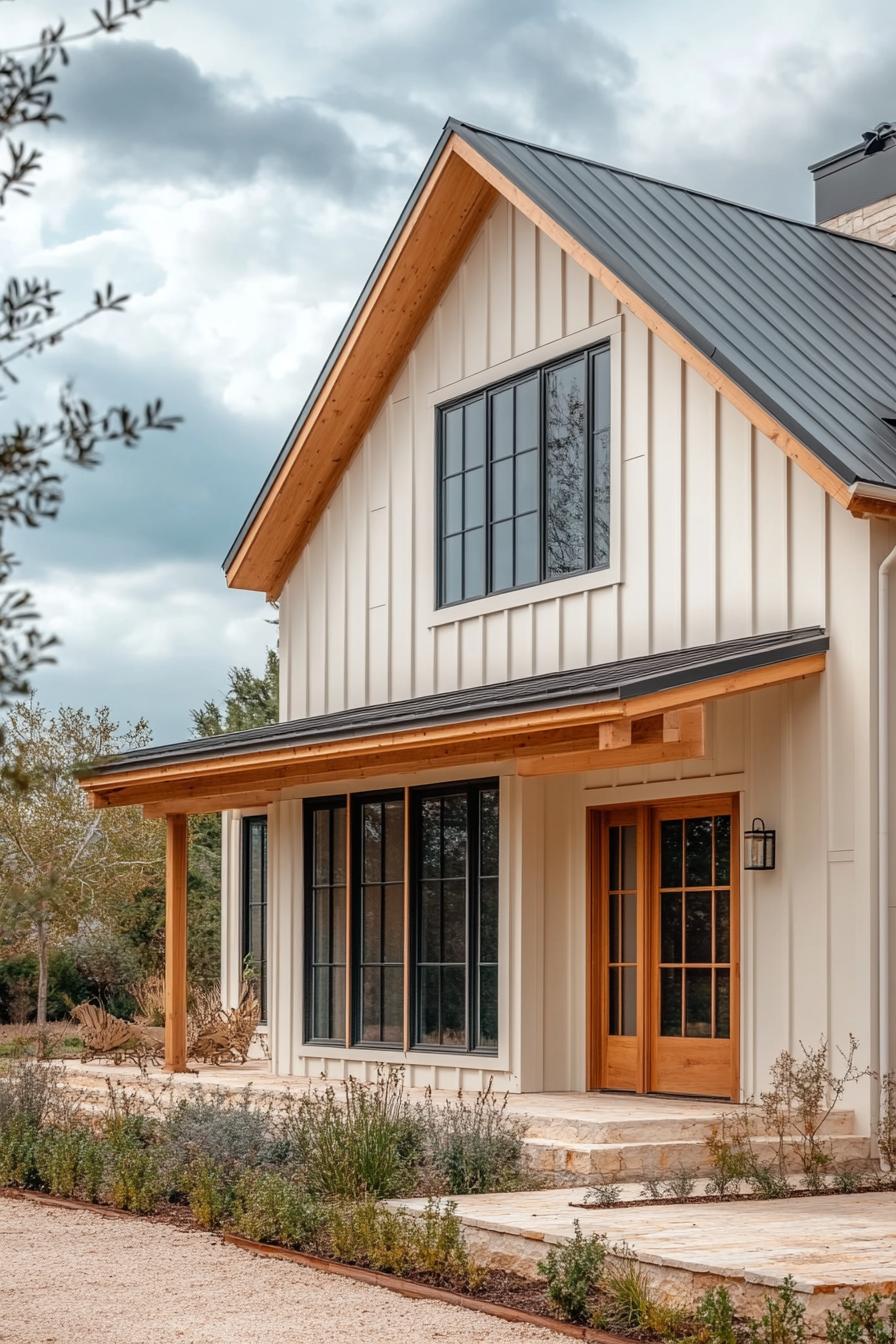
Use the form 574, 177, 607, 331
0, 698, 163, 1025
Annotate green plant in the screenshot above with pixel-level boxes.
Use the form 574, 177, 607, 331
421, 1082, 527, 1195
34, 1127, 90, 1198
184, 1157, 234, 1231
412, 1198, 483, 1290
878, 1074, 896, 1173
584, 1176, 622, 1206
596, 1252, 656, 1333
706, 1120, 751, 1198
640, 1174, 664, 1200
537, 1221, 607, 1323
746, 1162, 792, 1200
0, 1115, 39, 1188
698, 1285, 743, 1344
326, 1199, 416, 1277
759, 1038, 863, 1190
749, 1277, 808, 1344
162, 1087, 276, 1184
231, 1170, 323, 1249
826, 1293, 896, 1344
281, 1068, 423, 1199
105, 1142, 161, 1214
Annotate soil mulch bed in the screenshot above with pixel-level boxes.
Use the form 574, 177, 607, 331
569, 1180, 895, 1211
0, 1187, 622, 1343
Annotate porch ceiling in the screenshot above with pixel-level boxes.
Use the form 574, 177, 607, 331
78, 627, 827, 816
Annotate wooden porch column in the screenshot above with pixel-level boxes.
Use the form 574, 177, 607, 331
164, 813, 188, 1072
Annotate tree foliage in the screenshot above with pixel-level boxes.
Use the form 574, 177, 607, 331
0, 698, 164, 1024
1, 0, 178, 706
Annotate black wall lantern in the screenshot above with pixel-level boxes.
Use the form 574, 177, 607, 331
744, 818, 776, 871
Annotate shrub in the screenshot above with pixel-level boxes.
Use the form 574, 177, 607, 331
162, 1087, 276, 1184
698, 1286, 743, 1344
327, 1199, 416, 1277
184, 1157, 235, 1230
597, 1252, 656, 1333
706, 1123, 751, 1198
0, 1116, 39, 1188
421, 1083, 527, 1195
411, 1198, 483, 1290
0, 1058, 72, 1133
105, 1142, 161, 1214
35, 1128, 93, 1199
749, 1276, 808, 1344
281, 1069, 423, 1199
584, 1177, 622, 1207
826, 1293, 896, 1344
537, 1222, 607, 1323
231, 1170, 323, 1248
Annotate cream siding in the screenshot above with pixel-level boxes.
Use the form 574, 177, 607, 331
220, 196, 890, 1124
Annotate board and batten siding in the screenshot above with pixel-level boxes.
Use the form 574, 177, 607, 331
223, 196, 891, 1119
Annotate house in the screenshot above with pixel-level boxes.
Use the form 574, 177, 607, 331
81, 119, 896, 1128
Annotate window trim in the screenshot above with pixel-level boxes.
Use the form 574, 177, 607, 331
349, 787, 406, 1051
427, 319, 621, 627
303, 795, 349, 1047
408, 777, 500, 1057
241, 814, 268, 1027
435, 338, 613, 612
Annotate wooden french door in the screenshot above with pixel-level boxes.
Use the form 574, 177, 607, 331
589, 796, 739, 1100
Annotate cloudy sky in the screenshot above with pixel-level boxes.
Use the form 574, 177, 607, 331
4, 0, 895, 742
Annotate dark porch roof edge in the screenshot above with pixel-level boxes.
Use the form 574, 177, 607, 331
86, 627, 827, 778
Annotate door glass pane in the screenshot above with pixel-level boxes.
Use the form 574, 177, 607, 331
418, 966, 440, 1045
661, 820, 683, 888
621, 825, 637, 891
685, 892, 712, 963
314, 809, 331, 884
545, 356, 586, 577
441, 965, 466, 1048
685, 816, 713, 886
362, 801, 382, 882
714, 815, 731, 884
660, 967, 682, 1036
480, 790, 499, 876
442, 794, 468, 876
608, 965, 619, 1035
661, 891, 682, 962
383, 966, 404, 1044
383, 887, 404, 963
362, 886, 382, 962
622, 891, 637, 963
609, 890, 619, 963
362, 967, 381, 1041
609, 826, 619, 889
442, 880, 466, 962
621, 966, 637, 1036
479, 876, 498, 963
685, 968, 712, 1037
384, 800, 404, 882
715, 891, 730, 963
715, 969, 730, 1039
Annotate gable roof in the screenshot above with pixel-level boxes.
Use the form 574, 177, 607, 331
225, 119, 896, 597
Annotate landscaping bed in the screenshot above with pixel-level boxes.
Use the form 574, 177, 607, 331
4, 1055, 896, 1344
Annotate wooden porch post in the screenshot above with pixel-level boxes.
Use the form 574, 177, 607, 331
164, 813, 188, 1072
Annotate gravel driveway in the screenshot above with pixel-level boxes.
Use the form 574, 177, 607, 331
1, 1199, 554, 1343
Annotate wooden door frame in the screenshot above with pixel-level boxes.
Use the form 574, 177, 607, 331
586, 792, 741, 1101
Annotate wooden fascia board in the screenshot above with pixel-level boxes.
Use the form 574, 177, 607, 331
449, 138, 852, 512
225, 139, 496, 598
80, 650, 825, 811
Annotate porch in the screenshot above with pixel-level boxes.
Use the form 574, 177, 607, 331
77, 626, 828, 1087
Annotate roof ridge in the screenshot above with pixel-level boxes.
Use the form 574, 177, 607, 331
446, 117, 896, 257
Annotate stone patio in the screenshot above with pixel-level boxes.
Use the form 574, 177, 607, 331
395, 1187, 896, 1335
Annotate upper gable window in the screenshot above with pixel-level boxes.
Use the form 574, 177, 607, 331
437, 341, 611, 608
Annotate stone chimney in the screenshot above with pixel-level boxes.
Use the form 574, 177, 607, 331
810, 122, 896, 245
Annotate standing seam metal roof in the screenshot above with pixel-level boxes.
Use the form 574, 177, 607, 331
86, 626, 827, 776
224, 119, 896, 571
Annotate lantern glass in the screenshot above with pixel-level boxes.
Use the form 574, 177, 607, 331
744, 819, 775, 870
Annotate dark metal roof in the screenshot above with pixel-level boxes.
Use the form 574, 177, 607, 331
224, 121, 896, 571
88, 626, 827, 777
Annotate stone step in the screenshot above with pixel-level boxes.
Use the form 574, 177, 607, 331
522, 1131, 871, 1182
517, 1107, 858, 1145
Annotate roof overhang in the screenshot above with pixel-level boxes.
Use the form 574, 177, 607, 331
224, 117, 896, 600
80, 628, 827, 816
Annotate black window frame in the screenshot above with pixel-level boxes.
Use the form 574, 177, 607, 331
241, 814, 268, 1027
350, 788, 406, 1050
409, 778, 500, 1056
303, 796, 348, 1047
435, 340, 611, 610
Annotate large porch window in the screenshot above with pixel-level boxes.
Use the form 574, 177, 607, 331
241, 815, 268, 1025
302, 779, 499, 1055
304, 798, 347, 1044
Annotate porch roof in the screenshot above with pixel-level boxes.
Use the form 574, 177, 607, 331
79, 627, 827, 816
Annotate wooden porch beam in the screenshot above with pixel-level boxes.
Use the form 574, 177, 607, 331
164, 813, 188, 1073
518, 705, 705, 777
